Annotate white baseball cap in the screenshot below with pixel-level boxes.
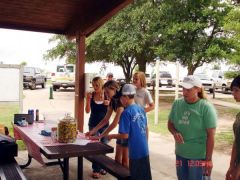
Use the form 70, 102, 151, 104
121, 84, 136, 95
181, 75, 202, 89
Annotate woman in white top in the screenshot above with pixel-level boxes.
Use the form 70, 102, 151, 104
133, 71, 154, 112
133, 71, 155, 140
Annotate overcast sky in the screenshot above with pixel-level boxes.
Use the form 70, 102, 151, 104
0, 28, 65, 71
0, 28, 126, 77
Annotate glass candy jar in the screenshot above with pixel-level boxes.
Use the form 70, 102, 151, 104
57, 114, 77, 143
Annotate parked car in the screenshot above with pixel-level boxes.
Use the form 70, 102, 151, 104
23, 67, 47, 90
145, 73, 151, 87
51, 64, 75, 91
193, 73, 215, 93
151, 71, 173, 87
116, 78, 126, 86
211, 70, 232, 92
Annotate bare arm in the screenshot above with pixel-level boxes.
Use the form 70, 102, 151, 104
226, 141, 237, 180
107, 133, 128, 140
145, 102, 154, 113
86, 106, 113, 136
168, 120, 184, 144
85, 92, 91, 113
99, 107, 124, 138
205, 128, 216, 176
206, 128, 215, 160
229, 141, 237, 168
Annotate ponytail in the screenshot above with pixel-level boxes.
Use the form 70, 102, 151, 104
198, 87, 207, 99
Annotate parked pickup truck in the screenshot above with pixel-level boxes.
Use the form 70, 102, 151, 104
51, 64, 75, 91
23, 67, 47, 90
211, 70, 232, 93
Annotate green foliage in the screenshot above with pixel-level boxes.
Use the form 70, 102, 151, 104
43, 0, 240, 77
20, 61, 27, 66
86, 0, 160, 79
43, 35, 76, 64
44, 1, 161, 80
224, 71, 240, 79
224, 7, 240, 67
155, 0, 235, 75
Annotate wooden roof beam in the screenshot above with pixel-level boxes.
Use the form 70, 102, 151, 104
66, 0, 133, 38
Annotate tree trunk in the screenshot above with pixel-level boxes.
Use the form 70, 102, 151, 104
136, 57, 147, 73
187, 63, 198, 75
119, 56, 137, 83
187, 66, 195, 75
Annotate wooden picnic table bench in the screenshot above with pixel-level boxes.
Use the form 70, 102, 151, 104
0, 158, 27, 180
85, 154, 131, 180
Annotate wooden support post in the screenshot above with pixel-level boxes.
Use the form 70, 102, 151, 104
75, 33, 85, 132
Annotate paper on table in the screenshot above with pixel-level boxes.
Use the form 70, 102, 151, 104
72, 138, 91, 146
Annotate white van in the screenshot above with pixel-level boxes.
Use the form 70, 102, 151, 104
51, 64, 75, 91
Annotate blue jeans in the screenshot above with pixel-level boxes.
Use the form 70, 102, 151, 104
130, 156, 152, 180
176, 155, 207, 180
89, 126, 108, 173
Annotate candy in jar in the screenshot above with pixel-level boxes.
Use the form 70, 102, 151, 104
57, 114, 77, 143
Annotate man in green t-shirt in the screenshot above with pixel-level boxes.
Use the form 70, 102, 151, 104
168, 75, 217, 180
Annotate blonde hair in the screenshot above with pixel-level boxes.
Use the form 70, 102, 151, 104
92, 76, 104, 90
197, 87, 207, 99
133, 71, 146, 88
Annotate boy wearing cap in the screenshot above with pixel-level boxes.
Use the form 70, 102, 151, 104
107, 84, 152, 180
168, 75, 217, 180
106, 72, 113, 81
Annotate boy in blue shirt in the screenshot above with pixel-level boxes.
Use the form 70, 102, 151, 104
106, 84, 152, 180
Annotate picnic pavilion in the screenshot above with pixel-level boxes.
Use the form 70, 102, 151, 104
0, 0, 133, 131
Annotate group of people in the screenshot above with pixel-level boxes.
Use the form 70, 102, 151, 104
85, 72, 153, 179
84, 71, 240, 180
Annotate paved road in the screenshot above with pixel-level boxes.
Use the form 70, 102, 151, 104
20, 86, 234, 180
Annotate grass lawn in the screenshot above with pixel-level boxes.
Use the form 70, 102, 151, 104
147, 109, 171, 136
0, 102, 25, 150
215, 97, 238, 104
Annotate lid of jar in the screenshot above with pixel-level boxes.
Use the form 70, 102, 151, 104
61, 114, 75, 121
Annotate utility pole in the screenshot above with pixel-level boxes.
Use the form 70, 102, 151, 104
175, 61, 180, 100
154, 57, 160, 125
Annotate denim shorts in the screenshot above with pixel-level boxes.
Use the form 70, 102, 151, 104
116, 139, 128, 147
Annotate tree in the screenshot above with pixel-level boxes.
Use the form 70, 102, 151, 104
224, 6, 240, 69
43, 35, 76, 64
155, 0, 235, 75
43, 0, 161, 82
20, 61, 27, 66
87, 0, 161, 80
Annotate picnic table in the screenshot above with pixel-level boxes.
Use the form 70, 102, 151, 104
13, 122, 113, 180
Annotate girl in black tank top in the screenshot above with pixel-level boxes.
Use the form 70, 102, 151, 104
88, 92, 108, 127
85, 77, 109, 178
86, 80, 128, 168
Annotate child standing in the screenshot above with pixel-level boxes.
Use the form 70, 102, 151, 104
86, 80, 128, 167
107, 84, 152, 180
133, 71, 154, 139
85, 76, 109, 178
133, 71, 154, 112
